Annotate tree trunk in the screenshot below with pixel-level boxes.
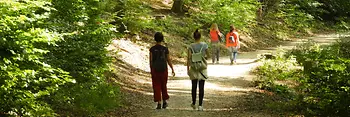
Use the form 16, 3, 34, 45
171, 0, 184, 13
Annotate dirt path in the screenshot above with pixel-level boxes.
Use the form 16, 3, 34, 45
113, 33, 347, 117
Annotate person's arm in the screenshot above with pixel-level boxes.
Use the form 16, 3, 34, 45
166, 54, 175, 76
217, 30, 223, 38
208, 30, 212, 42
237, 33, 240, 48
205, 48, 209, 60
187, 48, 191, 74
225, 33, 229, 47
149, 52, 152, 70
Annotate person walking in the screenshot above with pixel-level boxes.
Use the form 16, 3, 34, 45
225, 25, 240, 65
209, 23, 223, 64
187, 29, 209, 111
149, 32, 175, 109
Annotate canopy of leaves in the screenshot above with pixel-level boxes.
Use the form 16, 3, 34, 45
0, 0, 119, 116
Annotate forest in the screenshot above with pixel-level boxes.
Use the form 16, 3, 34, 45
1, 0, 350, 116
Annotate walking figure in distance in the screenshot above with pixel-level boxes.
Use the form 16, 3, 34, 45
209, 23, 223, 64
187, 29, 209, 111
225, 25, 240, 65
149, 32, 175, 109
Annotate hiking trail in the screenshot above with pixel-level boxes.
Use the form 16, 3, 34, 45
111, 33, 346, 117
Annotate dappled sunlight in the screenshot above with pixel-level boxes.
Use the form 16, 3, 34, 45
167, 86, 191, 90
172, 58, 259, 78
167, 89, 191, 94
169, 65, 189, 78
165, 78, 253, 95
111, 39, 151, 72
127, 32, 346, 110
167, 80, 192, 90
135, 79, 152, 85
158, 107, 233, 111
205, 82, 252, 92
123, 86, 154, 96
207, 58, 259, 78
207, 64, 256, 78
119, 31, 347, 117
166, 78, 252, 92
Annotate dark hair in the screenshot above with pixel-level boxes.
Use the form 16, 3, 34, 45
230, 25, 236, 32
193, 29, 201, 40
154, 32, 164, 42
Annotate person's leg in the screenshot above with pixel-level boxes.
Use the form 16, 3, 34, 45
229, 47, 234, 64
211, 44, 216, 64
151, 70, 162, 109
198, 80, 205, 106
160, 71, 169, 108
216, 45, 220, 63
233, 52, 237, 63
233, 47, 238, 63
191, 79, 198, 105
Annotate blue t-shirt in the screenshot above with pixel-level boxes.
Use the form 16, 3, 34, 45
189, 42, 208, 55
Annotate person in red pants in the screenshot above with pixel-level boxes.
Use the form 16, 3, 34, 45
149, 32, 175, 109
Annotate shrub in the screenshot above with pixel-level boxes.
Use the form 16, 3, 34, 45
254, 49, 301, 94
254, 37, 350, 116
47, 82, 121, 116
292, 38, 350, 116
0, 0, 121, 116
0, 1, 74, 116
45, 0, 121, 116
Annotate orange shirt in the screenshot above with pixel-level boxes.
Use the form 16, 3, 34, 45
226, 31, 239, 47
210, 29, 220, 42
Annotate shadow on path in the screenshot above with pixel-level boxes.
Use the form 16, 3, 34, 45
112, 33, 347, 117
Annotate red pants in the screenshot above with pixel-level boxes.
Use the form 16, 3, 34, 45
151, 69, 169, 102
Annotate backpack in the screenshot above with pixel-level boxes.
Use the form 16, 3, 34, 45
152, 48, 167, 72
190, 45, 207, 71
228, 32, 238, 44
229, 36, 235, 43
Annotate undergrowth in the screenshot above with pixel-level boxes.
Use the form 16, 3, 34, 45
253, 37, 350, 116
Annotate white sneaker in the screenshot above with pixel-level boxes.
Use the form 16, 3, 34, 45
198, 106, 203, 111
191, 104, 196, 110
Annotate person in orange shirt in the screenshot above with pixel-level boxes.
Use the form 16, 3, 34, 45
209, 23, 223, 64
225, 25, 240, 65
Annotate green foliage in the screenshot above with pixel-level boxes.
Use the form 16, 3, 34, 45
314, 0, 350, 22
297, 58, 350, 116
106, 0, 157, 34
338, 37, 350, 58
48, 82, 120, 116
254, 50, 301, 94
46, 0, 121, 116
259, 0, 317, 36
0, 1, 73, 116
254, 37, 350, 116
287, 40, 323, 64
155, 16, 200, 39
0, 0, 120, 116
289, 38, 350, 116
262, 0, 350, 32
189, 0, 259, 33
